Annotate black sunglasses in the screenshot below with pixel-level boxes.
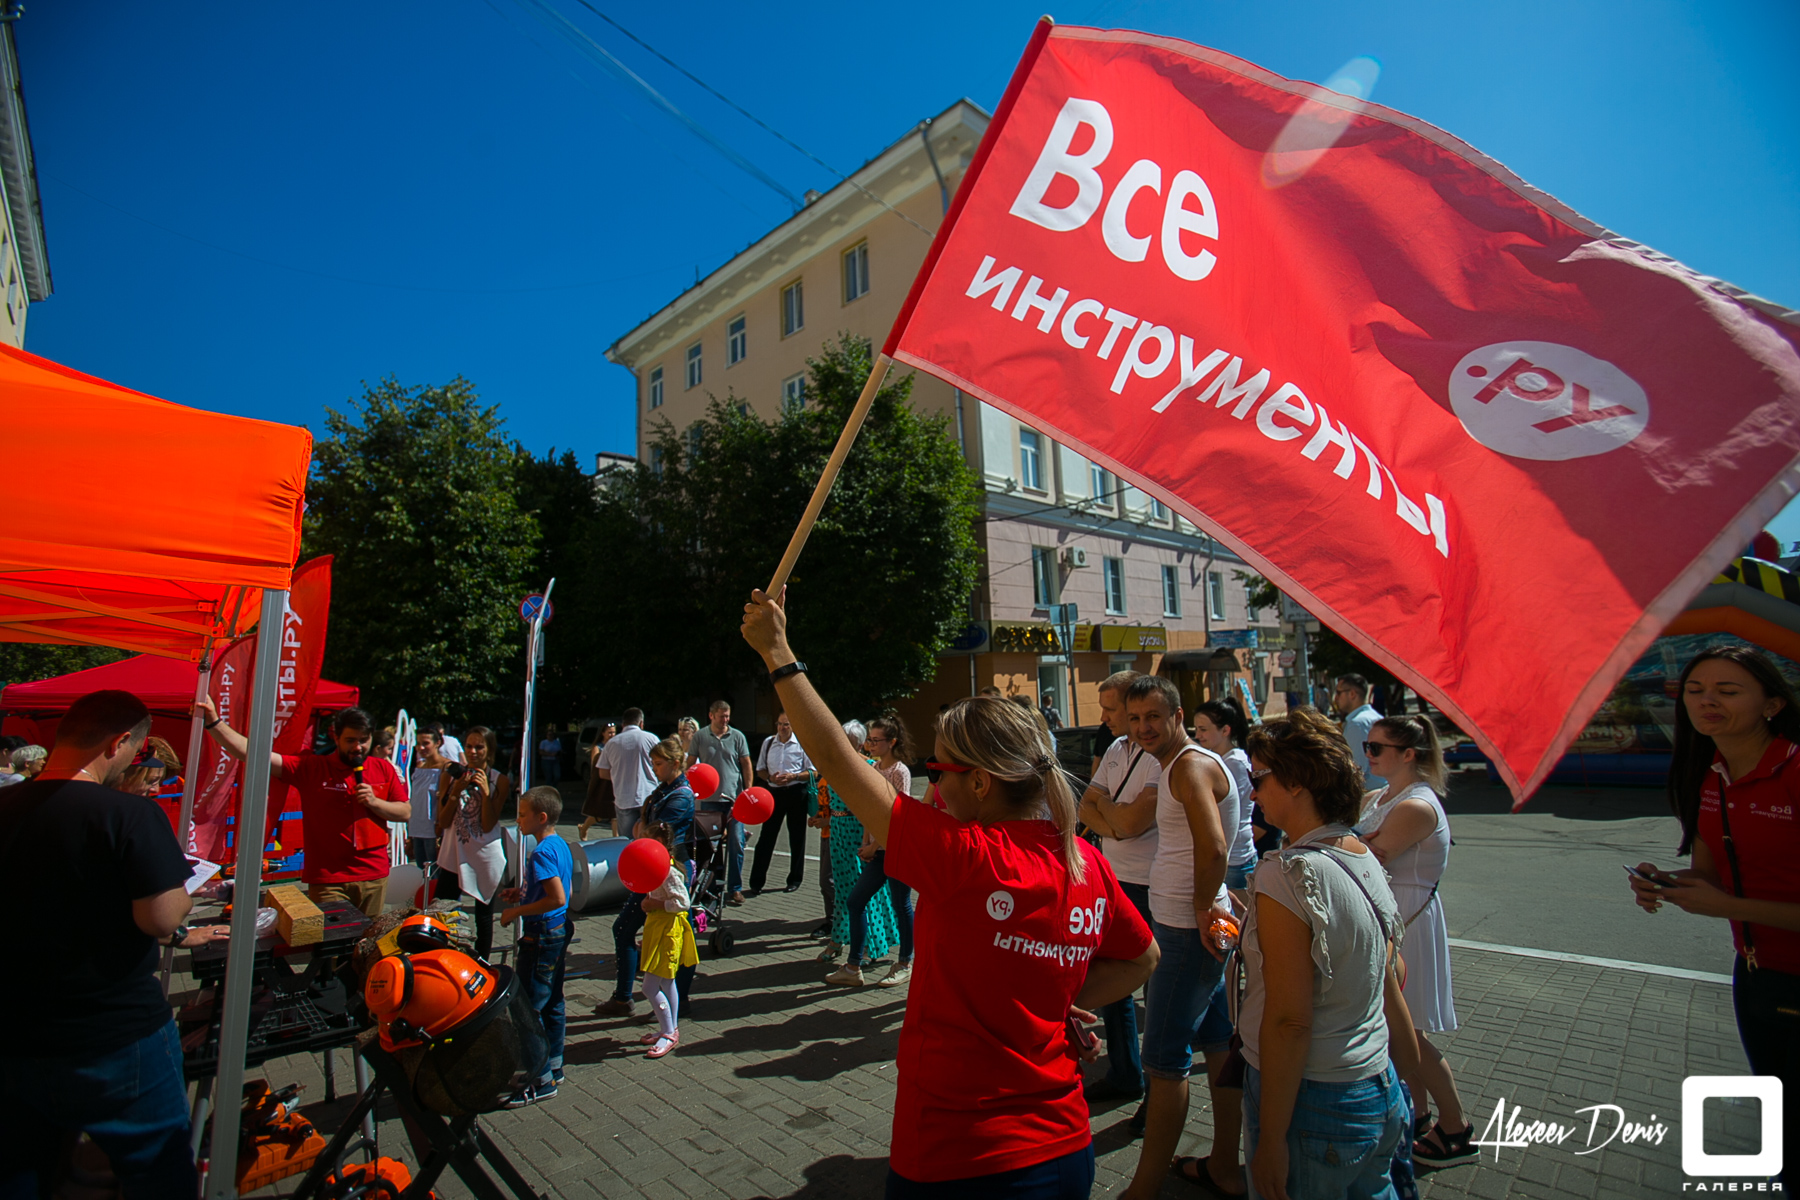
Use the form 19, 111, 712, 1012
925, 760, 973, 784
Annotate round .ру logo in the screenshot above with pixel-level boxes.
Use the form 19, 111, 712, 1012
986, 890, 1016, 921
1449, 341, 1649, 461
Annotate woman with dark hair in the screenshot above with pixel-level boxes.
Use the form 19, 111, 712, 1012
1193, 696, 1257, 892
1357, 714, 1472, 1168
1630, 644, 1800, 1177
434, 725, 512, 961
1240, 708, 1418, 1200
578, 722, 618, 841
827, 714, 918, 988
743, 588, 1158, 1198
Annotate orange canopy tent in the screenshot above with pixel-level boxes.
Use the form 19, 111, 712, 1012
0, 344, 308, 655
0, 341, 311, 1198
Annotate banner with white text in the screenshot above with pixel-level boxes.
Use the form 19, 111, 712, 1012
885, 21, 1800, 800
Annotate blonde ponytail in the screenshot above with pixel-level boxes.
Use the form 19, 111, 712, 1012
936, 697, 1086, 885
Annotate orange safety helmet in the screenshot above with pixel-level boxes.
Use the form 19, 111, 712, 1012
394, 912, 455, 954
364, 947, 497, 1052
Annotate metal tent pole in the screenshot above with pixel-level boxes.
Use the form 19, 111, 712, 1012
203, 588, 287, 1200
162, 645, 214, 995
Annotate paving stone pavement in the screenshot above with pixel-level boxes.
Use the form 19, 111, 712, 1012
237, 831, 1763, 1200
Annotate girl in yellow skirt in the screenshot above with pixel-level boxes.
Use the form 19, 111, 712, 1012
637, 823, 698, 1058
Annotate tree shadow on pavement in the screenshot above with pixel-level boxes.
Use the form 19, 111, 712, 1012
749, 1153, 889, 1198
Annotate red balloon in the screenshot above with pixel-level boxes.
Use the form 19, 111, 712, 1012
617, 837, 671, 894
687, 762, 721, 801
733, 786, 775, 825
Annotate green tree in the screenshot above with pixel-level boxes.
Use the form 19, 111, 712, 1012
573, 335, 982, 716
512, 446, 600, 723
302, 377, 537, 725
0, 643, 127, 690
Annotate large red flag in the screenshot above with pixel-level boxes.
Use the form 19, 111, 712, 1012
885, 21, 1800, 802
187, 556, 333, 862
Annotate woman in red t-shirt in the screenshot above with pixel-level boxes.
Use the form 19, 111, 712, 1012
1630, 644, 1800, 1180
743, 588, 1159, 1198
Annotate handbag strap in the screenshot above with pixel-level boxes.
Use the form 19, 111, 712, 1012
1713, 775, 1759, 971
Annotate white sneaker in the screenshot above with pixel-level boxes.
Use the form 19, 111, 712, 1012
824, 964, 865, 987
878, 961, 913, 987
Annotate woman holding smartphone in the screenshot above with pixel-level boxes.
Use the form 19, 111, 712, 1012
435, 726, 512, 961
1630, 645, 1800, 1183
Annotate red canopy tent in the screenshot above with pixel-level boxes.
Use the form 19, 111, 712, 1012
0, 653, 358, 749
0, 340, 311, 1197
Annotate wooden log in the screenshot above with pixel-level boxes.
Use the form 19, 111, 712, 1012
265, 884, 323, 947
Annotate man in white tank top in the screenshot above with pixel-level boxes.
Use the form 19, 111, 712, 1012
1113, 677, 1239, 1200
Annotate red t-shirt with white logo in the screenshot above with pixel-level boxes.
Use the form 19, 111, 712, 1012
1697, 738, 1800, 974
883, 795, 1153, 1182
283, 753, 406, 885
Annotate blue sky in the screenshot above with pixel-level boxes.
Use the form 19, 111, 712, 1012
20, 1, 1800, 520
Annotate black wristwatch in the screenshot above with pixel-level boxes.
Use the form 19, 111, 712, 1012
769, 660, 808, 684
169, 925, 192, 949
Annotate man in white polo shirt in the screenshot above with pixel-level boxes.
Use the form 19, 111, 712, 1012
596, 707, 657, 838
1076, 670, 1159, 1104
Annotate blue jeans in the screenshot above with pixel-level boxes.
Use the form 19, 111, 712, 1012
886, 1143, 1094, 1198
847, 850, 914, 962
518, 921, 568, 1083
0, 1020, 197, 1200
1141, 921, 1227, 1080
617, 806, 640, 839
539, 758, 562, 784
1099, 882, 1153, 1092
1243, 1063, 1408, 1200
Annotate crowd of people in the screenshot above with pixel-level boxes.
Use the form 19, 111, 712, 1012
7, 604, 1800, 1198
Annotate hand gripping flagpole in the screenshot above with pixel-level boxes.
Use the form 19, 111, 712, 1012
765, 356, 892, 595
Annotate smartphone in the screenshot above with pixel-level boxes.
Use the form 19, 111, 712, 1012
1065, 1013, 1098, 1053
1624, 864, 1679, 887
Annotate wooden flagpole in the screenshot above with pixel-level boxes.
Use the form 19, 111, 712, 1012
765, 354, 892, 594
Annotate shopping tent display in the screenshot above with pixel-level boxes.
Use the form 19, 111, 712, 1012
0, 340, 311, 1199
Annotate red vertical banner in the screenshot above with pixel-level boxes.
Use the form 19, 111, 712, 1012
188, 633, 254, 861
188, 556, 334, 864
884, 22, 1800, 802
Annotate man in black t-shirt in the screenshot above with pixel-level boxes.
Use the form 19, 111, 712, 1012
0, 689, 219, 1198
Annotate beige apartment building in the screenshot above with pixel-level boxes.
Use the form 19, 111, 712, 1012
0, 20, 49, 349
607, 100, 1283, 738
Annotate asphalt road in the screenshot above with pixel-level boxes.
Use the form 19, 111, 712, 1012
1437, 768, 1737, 976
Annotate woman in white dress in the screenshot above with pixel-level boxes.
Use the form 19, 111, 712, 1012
1358, 713, 1476, 1170
434, 725, 512, 961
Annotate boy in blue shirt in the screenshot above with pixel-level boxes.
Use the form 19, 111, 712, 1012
499, 785, 574, 1108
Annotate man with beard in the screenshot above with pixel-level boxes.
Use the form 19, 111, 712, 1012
199, 697, 410, 915
0, 690, 227, 1197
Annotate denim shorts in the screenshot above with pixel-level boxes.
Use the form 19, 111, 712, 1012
1141, 921, 1228, 1080
1243, 1062, 1408, 1200
1226, 861, 1252, 891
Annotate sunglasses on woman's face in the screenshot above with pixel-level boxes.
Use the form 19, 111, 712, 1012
925, 761, 973, 784
1363, 741, 1406, 758
1249, 767, 1272, 792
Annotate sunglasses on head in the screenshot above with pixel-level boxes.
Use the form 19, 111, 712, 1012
925, 761, 972, 784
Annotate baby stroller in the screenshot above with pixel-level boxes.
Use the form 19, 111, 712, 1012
690, 807, 735, 957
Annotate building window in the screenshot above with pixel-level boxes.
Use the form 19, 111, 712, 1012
1246, 581, 1262, 624
649, 446, 664, 478
782, 373, 806, 413
1031, 547, 1059, 608
686, 425, 704, 461
685, 342, 702, 389
781, 280, 804, 336
1207, 571, 1226, 621
843, 242, 870, 302
1162, 565, 1181, 617
1019, 428, 1043, 491
1104, 557, 1127, 614
727, 315, 747, 365
1090, 463, 1113, 506
1150, 497, 1169, 521
648, 366, 664, 409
